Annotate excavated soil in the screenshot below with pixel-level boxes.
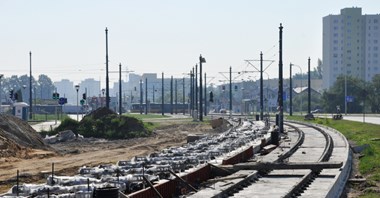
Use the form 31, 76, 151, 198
0, 116, 222, 194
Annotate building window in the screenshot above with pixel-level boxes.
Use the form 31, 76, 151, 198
374, 19, 378, 23
375, 26, 379, 30
375, 40, 378, 44
374, 47, 378, 51
333, 53, 338, 58
374, 53, 378, 58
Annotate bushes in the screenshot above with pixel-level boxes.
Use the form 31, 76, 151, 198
53, 108, 152, 139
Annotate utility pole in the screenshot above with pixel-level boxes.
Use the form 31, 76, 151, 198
260, 52, 264, 120
162, 72, 164, 115
145, 78, 148, 114
140, 79, 143, 114
229, 66, 232, 118
175, 79, 178, 114
170, 76, 173, 114
308, 57, 311, 115
183, 77, 185, 115
199, 55, 206, 122
195, 64, 198, 116
105, 28, 110, 108
153, 85, 155, 103
289, 63, 293, 116
29, 51, 33, 120
278, 23, 284, 134
119, 63, 122, 116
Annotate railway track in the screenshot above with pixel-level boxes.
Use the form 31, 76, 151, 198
189, 120, 351, 198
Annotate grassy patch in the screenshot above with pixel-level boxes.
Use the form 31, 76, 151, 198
286, 115, 380, 196
124, 113, 170, 119
29, 113, 69, 122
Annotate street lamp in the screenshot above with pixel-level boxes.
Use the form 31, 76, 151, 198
199, 55, 206, 121
75, 85, 80, 121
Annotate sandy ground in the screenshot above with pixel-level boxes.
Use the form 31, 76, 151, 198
0, 121, 219, 193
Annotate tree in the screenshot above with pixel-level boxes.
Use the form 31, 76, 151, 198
368, 74, 380, 113
321, 75, 366, 113
36, 74, 55, 100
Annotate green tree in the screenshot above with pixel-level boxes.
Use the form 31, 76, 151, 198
368, 74, 380, 113
322, 75, 366, 113
37, 74, 55, 100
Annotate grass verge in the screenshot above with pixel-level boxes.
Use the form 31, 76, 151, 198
286, 115, 380, 197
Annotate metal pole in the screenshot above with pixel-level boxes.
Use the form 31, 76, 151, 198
204, 73, 207, 117
175, 79, 177, 114
345, 74, 347, 115
170, 76, 173, 114
29, 51, 33, 119
289, 63, 293, 116
162, 72, 164, 115
229, 66, 232, 118
76, 88, 79, 121
140, 79, 143, 114
308, 57, 311, 114
278, 23, 284, 134
183, 77, 185, 115
153, 85, 155, 103
260, 52, 264, 120
195, 64, 198, 114
199, 55, 203, 121
51, 162, 54, 186
16, 170, 19, 196
145, 78, 148, 114
119, 63, 122, 115
105, 28, 110, 108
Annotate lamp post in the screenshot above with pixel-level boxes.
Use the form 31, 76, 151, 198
199, 55, 206, 121
105, 28, 110, 108
75, 85, 80, 121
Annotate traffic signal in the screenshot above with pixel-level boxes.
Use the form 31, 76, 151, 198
234, 85, 238, 91
9, 90, 14, 99
82, 93, 86, 100
222, 86, 225, 91
80, 99, 85, 106
209, 91, 214, 102
52, 93, 60, 100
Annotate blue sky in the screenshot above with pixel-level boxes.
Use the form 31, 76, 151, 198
1, 0, 379, 86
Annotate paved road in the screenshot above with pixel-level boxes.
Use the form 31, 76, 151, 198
314, 114, 380, 125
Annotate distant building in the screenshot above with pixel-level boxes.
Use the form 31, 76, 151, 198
80, 78, 101, 98
54, 79, 75, 104
322, 7, 380, 89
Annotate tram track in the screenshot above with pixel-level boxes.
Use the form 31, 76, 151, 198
189, 120, 350, 198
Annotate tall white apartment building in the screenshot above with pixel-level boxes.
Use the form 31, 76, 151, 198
322, 7, 380, 89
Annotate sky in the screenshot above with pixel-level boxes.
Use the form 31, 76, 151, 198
1, 0, 379, 87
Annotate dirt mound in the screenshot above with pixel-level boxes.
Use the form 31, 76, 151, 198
0, 114, 49, 158
83, 107, 116, 120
